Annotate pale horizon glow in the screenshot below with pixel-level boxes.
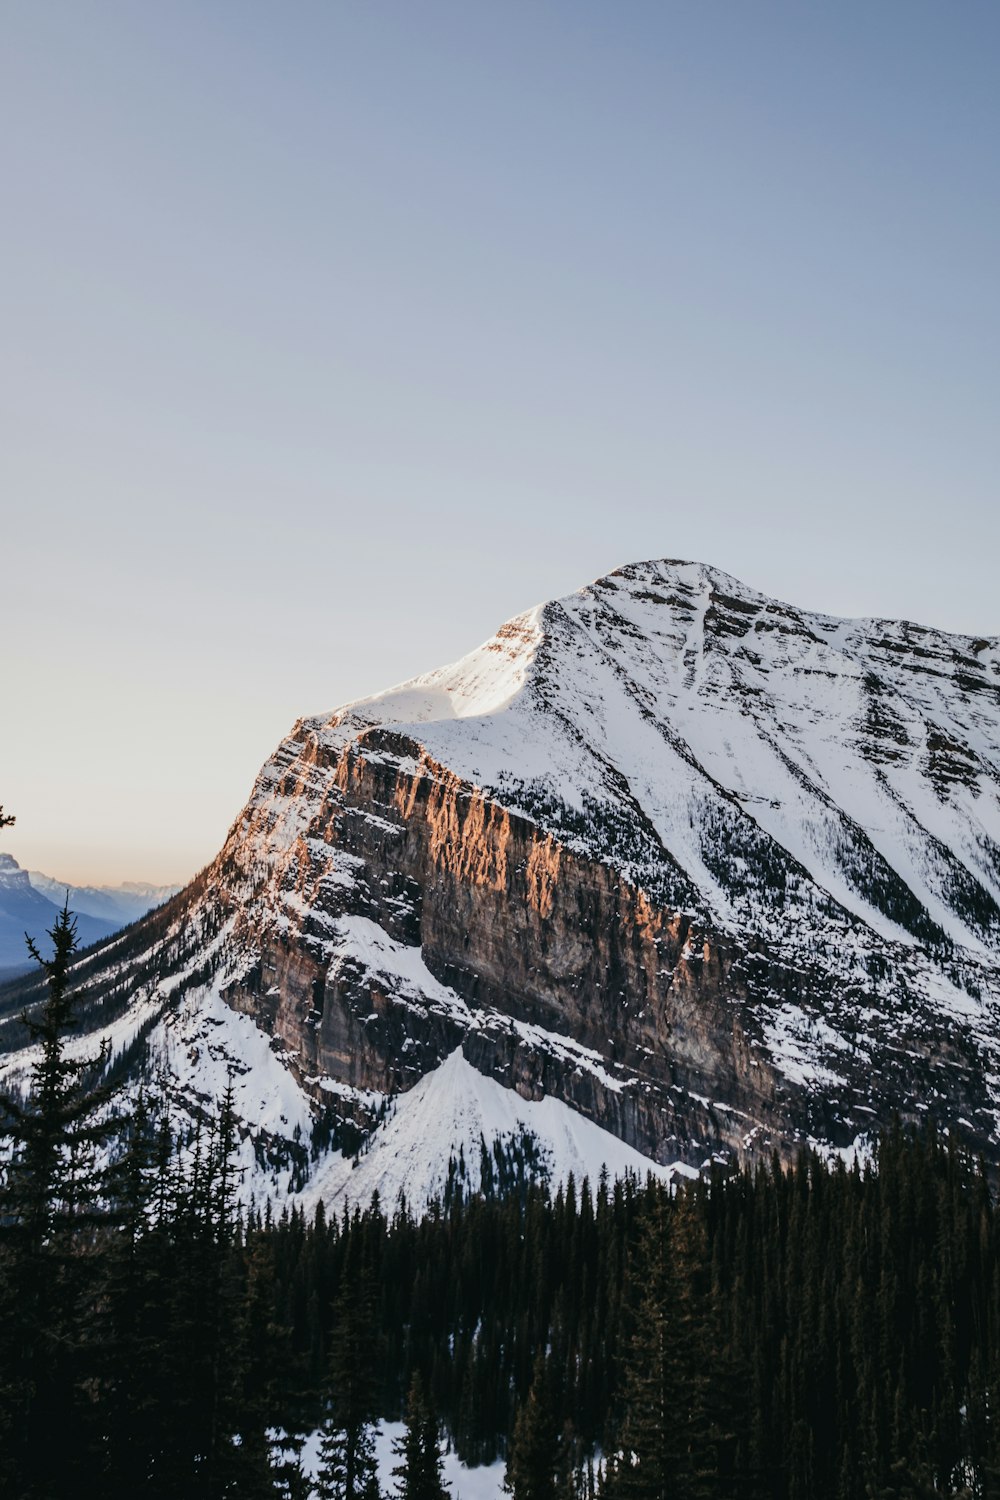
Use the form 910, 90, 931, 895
2, 2, 998, 885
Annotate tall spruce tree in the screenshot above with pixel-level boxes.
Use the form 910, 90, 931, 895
0, 900, 114, 1495
316, 1276, 382, 1500
605, 1186, 713, 1500
505, 1351, 561, 1500
97, 1088, 171, 1495
393, 1373, 449, 1500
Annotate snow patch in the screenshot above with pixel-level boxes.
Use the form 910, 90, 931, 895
301, 1048, 675, 1214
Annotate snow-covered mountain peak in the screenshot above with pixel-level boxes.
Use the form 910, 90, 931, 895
311, 607, 546, 743
26, 871, 181, 928
4, 558, 999, 1203
275, 559, 999, 959
0, 853, 32, 892
215, 558, 1000, 1167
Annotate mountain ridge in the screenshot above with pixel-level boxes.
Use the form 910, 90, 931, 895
2, 558, 998, 1204
26, 869, 180, 928
0, 853, 119, 975
0, 853, 180, 977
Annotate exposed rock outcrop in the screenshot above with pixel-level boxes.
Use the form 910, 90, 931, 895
5, 559, 999, 1188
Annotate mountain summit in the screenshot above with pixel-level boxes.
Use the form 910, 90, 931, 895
3, 560, 999, 1201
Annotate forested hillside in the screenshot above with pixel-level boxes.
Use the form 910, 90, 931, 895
5, 829, 1000, 1498
3, 1000, 999, 1500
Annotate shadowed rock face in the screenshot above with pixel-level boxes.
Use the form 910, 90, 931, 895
7, 559, 999, 1180
208, 554, 1000, 1165
221, 732, 779, 1167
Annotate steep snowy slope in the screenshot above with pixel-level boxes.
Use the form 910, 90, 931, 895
299, 559, 1000, 959
3, 559, 998, 1199
301, 1048, 680, 1215
0, 975, 676, 1211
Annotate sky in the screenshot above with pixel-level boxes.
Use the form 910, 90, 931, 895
1, 1, 998, 885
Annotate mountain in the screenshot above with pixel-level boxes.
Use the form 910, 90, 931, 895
300, 1047, 682, 1214
1, 559, 998, 1204
0, 854, 119, 977
0, 855, 178, 981
26, 871, 179, 928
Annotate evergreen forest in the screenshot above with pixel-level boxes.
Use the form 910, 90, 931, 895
4, 897, 1000, 1498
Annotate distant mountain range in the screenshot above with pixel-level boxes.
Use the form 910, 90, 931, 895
0, 854, 179, 978
1, 558, 998, 1212
25, 869, 180, 929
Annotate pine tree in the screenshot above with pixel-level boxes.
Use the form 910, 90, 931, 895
98, 1088, 172, 1494
393, 1373, 449, 1500
318, 1415, 381, 1500
0, 900, 115, 1494
125, 1081, 272, 1499
273, 1438, 314, 1500
605, 1186, 713, 1500
505, 1351, 561, 1500
316, 1277, 382, 1500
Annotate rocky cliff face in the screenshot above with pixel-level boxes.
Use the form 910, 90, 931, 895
3, 559, 999, 1198
223, 733, 770, 1166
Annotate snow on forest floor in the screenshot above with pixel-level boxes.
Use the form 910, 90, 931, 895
294, 1421, 505, 1500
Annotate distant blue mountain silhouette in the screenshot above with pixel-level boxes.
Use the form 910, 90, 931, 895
0, 853, 118, 977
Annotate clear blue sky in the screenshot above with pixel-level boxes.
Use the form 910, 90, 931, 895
2, 1, 998, 883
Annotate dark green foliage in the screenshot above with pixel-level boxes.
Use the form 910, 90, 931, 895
244, 1127, 1000, 1499
0, 902, 115, 1495
505, 1352, 562, 1500
316, 1277, 382, 1500
393, 1373, 448, 1500
607, 1188, 713, 1500
0, 905, 273, 1497
5, 926, 1000, 1500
